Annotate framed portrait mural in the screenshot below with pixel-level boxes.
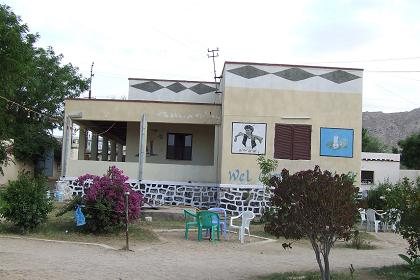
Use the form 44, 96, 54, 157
320, 127, 354, 158
231, 122, 266, 155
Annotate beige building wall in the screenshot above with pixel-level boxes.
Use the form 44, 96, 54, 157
0, 159, 34, 186
65, 99, 221, 124
125, 122, 215, 166
219, 63, 363, 185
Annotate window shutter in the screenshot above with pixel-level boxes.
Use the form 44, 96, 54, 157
292, 125, 311, 160
274, 124, 293, 159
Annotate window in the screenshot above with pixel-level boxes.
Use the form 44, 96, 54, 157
274, 124, 311, 160
361, 171, 374, 185
166, 133, 192, 160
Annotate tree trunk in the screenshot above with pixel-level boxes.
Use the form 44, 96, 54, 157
309, 238, 325, 279
323, 253, 330, 280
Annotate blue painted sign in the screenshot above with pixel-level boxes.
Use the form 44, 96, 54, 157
320, 127, 354, 158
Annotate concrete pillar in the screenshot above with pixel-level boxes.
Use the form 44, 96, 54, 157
60, 116, 72, 177
101, 137, 109, 161
117, 143, 123, 162
214, 125, 220, 182
91, 133, 98, 161
110, 140, 116, 162
138, 114, 147, 180
78, 127, 86, 160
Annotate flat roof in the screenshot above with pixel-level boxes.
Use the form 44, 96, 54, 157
224, 61, 364, 71
128, 77, 217, 84
65, 98, 221, 106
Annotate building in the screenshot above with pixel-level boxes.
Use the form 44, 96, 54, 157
361, 152, 420, 191
361, 152, 400, 191
60, 61, 363, 215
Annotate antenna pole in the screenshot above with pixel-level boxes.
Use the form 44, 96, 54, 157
88, 62, 95, 99
207, 48, 222, 93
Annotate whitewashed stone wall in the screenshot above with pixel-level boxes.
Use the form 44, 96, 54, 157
58, 178, 270, 216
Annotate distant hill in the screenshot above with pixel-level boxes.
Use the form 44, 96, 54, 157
363, 108, 420, 149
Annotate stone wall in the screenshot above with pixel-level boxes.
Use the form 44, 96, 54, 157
59, 178, 269, 216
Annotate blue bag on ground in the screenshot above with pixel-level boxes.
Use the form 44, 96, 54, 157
75, 205, 86, 226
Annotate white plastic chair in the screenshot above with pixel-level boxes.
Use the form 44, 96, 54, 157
386, 208, 401, 232
230, 211, 255, 243
366, 209, 381, 233
358, 208, 367, 227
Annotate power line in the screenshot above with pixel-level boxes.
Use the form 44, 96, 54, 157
0, 94, 61, 122
367, 70, 420, 73
306, 56, 420, 64
373, 82, 417, 104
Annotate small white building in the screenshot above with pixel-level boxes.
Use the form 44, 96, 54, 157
361, 152, 400, 191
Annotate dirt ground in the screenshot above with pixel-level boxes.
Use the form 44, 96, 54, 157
0, 231, 407, 280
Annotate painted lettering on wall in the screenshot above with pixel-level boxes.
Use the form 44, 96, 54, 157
228, 169, 252, 183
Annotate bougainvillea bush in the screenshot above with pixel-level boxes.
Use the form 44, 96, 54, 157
61, 166, 143, 233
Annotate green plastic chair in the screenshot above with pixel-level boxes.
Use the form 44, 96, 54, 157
184, 209, 198, 240
197, 211, 220, 241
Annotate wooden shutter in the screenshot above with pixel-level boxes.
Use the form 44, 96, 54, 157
292, 125, 311, 160
274, 124, 293, 159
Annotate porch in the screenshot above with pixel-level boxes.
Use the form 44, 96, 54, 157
62, 99, 222, 183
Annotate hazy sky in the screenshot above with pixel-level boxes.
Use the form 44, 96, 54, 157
4, 0, 420, 113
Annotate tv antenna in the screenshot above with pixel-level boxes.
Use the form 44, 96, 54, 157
88, 62, 95, 99
207, 48, 222, 94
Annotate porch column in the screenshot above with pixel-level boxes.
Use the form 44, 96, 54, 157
101, 137, 109, 161
117, 143, 123, 162
78, 127, 86, 160
110, 140, 116, 161
60, 116, 72, 177
138, 114, 147, 180
214, 125, 220, 181
91, 133, 98, 161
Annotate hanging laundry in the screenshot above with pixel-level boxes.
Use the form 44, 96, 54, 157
75, 205, 86, 226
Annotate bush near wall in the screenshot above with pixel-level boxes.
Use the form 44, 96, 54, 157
59, 166, 143, 233
0, 173, 53, 233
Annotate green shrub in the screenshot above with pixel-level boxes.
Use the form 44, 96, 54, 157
345, 230, 375, 250
366, 178, 420, 259
0, 173, 53, 233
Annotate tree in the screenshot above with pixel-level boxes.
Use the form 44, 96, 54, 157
362, 128, 388, 153
265, 166, 358, 280
0, 173, 54, 233
0, 5, 88, 171
399, 132, 420, 169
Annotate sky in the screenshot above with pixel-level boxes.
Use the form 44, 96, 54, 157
3, 0, 420, 113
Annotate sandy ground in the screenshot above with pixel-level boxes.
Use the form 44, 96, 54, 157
0, 231, 408, 280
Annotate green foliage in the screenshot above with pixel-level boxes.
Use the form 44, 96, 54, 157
265, 166, 358, 280
398, 254, 420, 279
399, 133, 420, 170
366, 178, 420, 259
257, 155, 279, 186
0, 173, 53, 233
0, 5, 88, 165
362, 128, 389, 153
344, 230, 375, 250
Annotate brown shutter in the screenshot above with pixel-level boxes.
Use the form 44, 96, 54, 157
292, 125, 311, 160
274, 124, 293, 159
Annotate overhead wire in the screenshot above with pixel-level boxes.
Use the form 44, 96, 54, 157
304, 56, 420, 64
0, 94, 61, 122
